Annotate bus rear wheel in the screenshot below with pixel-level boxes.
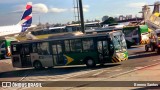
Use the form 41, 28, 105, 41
85, 58, 96, 68
33, 61, 43, 70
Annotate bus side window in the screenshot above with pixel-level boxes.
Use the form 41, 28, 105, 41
70, 40, 75, 52
32, 43, 37, 53
57, 44, 62, 54
13, 45, 17, 52
97, 41, 102, 53
82, 38, 94, 52
133, 30, 138, 35
74, 39, 82, 52
12, 44, 20, 55
37, 42, 50, 55
64, 40, 70, 52
70, 39, 82, 52
102, 41, 109, 55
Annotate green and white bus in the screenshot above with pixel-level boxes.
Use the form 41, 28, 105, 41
0, 37, 17, 59
11, 31, 128, 69
123, 25, 149, 48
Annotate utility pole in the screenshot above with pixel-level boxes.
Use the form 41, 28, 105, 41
78, 0, 85, 33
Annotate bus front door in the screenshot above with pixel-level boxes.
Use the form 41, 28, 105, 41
20, 44, 32, 67
97, 40, 109, 63
52, 44, 64, 65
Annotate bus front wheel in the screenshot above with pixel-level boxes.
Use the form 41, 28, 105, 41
33, 61, 43, 70
85, 58, 96, 68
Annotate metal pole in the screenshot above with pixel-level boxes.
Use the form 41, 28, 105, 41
78, 0, 85, 33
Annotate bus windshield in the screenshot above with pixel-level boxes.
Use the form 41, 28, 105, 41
112, 32, 127, 52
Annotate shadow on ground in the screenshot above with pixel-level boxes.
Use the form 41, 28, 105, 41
0, 64, 120, 79
129, 51, 159, 59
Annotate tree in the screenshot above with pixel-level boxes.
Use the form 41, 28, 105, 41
94, 19, 100, 22
71, 21, 81, 24
102, 17, 117, 24
67, 22, 70, 25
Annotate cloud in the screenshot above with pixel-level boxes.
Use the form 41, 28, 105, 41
13, 3, 48, 14
33, 3, 48, 13
83, 5, 90, 12
49, 8, 68, 13
12, 3, 90, 15
127, 2, 146, 8
13, 3, 70, 14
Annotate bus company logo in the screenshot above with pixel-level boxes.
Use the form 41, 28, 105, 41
1, 82, 42, 87
2, 82, 11, 87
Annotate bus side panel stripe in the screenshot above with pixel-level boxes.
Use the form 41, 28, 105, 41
113, 57, 120, 62
116, 56, 121, 62
112, 58, 116, 63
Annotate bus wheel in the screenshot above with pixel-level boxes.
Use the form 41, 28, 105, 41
34, 61, 43, 70
85, 58, 96, 68
151, 45, 155, 51
145, 45, 149, 52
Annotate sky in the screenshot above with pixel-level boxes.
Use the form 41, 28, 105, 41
0, 0, 158, 26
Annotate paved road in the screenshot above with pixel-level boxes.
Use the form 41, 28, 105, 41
0, 45, 160, 90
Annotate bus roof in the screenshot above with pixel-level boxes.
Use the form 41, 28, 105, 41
11, 31, 120, 44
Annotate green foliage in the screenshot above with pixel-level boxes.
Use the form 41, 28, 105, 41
102, 17, 117, 24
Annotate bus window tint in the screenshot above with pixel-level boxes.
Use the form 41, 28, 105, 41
133, 30, 138, 35
97, 41, 102, 53
23, 45, 30, 54
57, 44, 62, 54
113, 36, 121, 52
12, 44, 20, 54
112, 33, 127, 52
64, 40, 70, 52
123, 29, 133, 37
70, 39, 82, 52
102, 41, 109, 55
52, 45, 57, 54
70, 40, 75, 51
32, 43, 37, 53
120, 34, 127, 50
37, 42, 50, 55
83, 38, 94, 51
75, 39, 82, 52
